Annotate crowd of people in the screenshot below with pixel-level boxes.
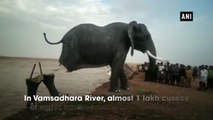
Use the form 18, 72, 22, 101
139, 62, 213, 91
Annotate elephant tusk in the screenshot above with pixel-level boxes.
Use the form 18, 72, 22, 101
145, 50, 169, 62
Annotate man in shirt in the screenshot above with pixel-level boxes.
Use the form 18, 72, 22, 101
199, 65, 208, 91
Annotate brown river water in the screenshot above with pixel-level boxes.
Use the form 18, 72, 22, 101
0, 57, 109, 119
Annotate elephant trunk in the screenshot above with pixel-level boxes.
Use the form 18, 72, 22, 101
145, 40, 157, 81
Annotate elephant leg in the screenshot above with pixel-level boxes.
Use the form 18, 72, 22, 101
119, 69, 129, 90
109, 53, 126, 92
43, 74, 59, 96
109, 67, 120, 92
26, 79, 41, 108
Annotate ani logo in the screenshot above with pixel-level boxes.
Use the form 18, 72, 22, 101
180, 11, 193, 21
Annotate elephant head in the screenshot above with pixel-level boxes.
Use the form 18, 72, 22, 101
127, 21, 167, 81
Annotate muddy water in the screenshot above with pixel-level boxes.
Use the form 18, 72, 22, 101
0, 57, 109, 119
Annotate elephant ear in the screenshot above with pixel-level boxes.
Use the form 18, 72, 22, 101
128, 21, 137, 56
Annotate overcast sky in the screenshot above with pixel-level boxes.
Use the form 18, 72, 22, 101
0, 0, 212, 66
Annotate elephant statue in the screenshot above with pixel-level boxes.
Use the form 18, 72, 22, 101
43, 21, 167, 92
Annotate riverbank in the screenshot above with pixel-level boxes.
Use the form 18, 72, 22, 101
4, 72, 213, 120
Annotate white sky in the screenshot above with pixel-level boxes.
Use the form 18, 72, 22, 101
0, 0, 213, 66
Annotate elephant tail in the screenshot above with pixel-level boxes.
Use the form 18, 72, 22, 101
43, 33, 62, 45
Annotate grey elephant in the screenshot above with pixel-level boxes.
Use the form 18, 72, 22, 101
43, 21, 166, 92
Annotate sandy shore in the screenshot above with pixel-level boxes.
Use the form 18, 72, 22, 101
0, 57, 109, 119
